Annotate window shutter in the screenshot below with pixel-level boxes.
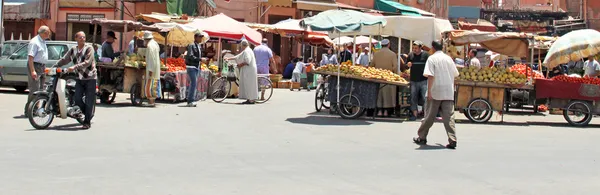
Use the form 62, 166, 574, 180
55, 22, 68, 41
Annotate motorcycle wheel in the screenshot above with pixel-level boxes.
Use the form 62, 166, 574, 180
27, 96, 54, 129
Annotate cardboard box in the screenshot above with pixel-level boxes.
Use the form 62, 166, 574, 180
271, 82, 278, 88
278, 81, 289, 88
291, 82, 300, 89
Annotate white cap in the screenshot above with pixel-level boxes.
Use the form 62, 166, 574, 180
381, 39, 390, 45
143, 31, 153, 40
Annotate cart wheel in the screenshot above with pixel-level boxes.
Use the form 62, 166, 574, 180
563, 100, 592, 127
337, 94, 365, 119
130, 84, 142, 106
99, 90, 116, 104
465, 98, 493, 123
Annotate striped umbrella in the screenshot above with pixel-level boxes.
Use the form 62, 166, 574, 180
543, 29, 600, 68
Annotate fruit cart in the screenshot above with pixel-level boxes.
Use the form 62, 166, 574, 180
455, 80, 534, 123
312, 69, 409, 119
535, 77, 600, 127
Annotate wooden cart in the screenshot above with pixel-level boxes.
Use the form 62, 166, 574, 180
313, 70, 409, 119
536, 79, 600, 127
455, 80, 534, 123
97, 63, 146, 106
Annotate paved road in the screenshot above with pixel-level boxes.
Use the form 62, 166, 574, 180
1, 88, 599, 195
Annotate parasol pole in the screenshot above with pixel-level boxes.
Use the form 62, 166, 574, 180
530, 37, 534, 83
352, 35, 357, 64
92, 24, 98, 44
337, 31, 341, 107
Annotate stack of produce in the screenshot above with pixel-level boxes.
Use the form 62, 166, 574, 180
509, 64, 545, 79
315, 64, 408, 83
552, 75, 600, 85
458, 66, 528, 85
201, 63, 219, 73
124, 54, 147, 68
162, 58, 186, 72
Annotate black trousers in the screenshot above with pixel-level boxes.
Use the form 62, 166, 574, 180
75, 79, 96, 124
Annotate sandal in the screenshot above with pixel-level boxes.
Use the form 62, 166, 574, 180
446, 141, 457, 149
413, 137, 427, 145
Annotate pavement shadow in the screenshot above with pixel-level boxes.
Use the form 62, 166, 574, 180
0, 89, 27, 95
415, 144, 448, 150
286, 115, 372, 126
504, 110, 546, 116
13, 115, 27, 119
96, 102, 132, 108
25, 123, 88, 131
307, 111, 407, 123
456, 119, 600, 128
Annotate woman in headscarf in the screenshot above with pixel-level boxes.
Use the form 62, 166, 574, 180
225, 40, 259, 104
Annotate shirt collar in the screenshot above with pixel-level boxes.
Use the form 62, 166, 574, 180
37, 35, 45, 44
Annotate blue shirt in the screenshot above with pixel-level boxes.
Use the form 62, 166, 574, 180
283, 62, 295, 79
253, 44, 273, 68
28, 35, 48, 64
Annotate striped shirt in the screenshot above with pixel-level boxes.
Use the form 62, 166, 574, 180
56, 45, 97, 80
423, 51, 459, 101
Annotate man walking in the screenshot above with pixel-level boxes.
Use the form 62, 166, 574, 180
24, 26, 51, 116
413, 40, 459, 149
407, 41, 429, 121
55, 31, 97, 129
184, 32, 205, 107
254, 38, 275, 100
143, 31, 161, 107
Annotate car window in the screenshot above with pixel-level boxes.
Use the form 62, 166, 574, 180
48, 44, 68, 60
2, 43, 18, 57
13, 45, 29, 60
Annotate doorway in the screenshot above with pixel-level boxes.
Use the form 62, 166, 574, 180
68, 23, 102, 44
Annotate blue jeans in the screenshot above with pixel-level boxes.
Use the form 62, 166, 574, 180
410, 80, 428, 112
186, 66, 199, 104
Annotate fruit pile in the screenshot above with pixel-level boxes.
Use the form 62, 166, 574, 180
124, 54, 147, 68
509, 64, 545, 79
162, 58, 186, 72
538, 104, 548, 112
316, 63, 408, 83
552, 75, 600, 85
201, 63, 219, 73
458, 66, 528, 85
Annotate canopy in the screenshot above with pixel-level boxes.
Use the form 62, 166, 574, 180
150, 23, 202, 47
90, 18, 160, 32
543, 29, 600, 68
374, 0, 423, 17
186, 13, 262, 45
272, 19, 327, 36
330, 16, 454, 48
300, 9, 387, 33
446, 30, 531, 58
458, 20, 497, 32
332, 36, 379, 46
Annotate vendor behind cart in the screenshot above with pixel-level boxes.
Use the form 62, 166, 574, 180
371, 39, 397, 117
101, 31, 123, 61
583, 57, 600, 78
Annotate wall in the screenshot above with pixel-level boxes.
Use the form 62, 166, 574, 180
587, 0, 600, 31
135, 2, 168, 15
400, 0, 449, 19
335, 0, 375, 9
449, 0, 482, 7
214, 0, 260, 22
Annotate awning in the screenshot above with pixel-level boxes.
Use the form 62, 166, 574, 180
374, 0, 422, 17
4, 1, 51, 20
458, 20, 497, 32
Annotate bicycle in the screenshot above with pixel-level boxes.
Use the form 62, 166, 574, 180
314, 74, 331, 112
210, 61, 273, 103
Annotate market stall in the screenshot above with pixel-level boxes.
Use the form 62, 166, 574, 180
444, 30, 542, 122
537, 29, 600, 127
302, 9, 413, 119
90, 18, 203, 105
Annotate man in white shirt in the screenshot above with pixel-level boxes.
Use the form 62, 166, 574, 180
467, 49, 481, 68
413, 40, 459, 149
357, 47, 370, 66
290, 57, 304, 91
24, 26, 51, 116
583, 57, 600, 77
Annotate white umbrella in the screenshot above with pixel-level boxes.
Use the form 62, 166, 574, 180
332, 36, 379, 46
